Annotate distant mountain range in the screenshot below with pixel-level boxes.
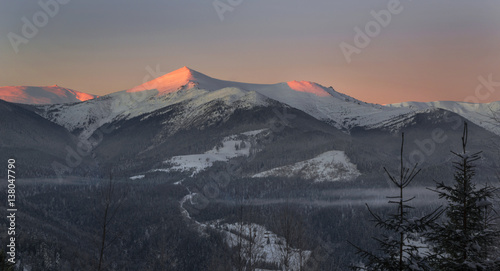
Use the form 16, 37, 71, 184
0, 85, 97, 105
1, 67, 499, 182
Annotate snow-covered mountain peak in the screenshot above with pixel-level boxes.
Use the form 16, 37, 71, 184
127, 66, 354, 101
0, 85, 97, 105
127, 66, 218, 95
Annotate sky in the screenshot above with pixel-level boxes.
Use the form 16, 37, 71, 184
1, 0, 499, 104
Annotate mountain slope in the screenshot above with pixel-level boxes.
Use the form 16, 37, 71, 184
38, 83, 269, 140
387, 101, 500, 135
0, 100, 80, 177
347, 108, 500, 186
91, 95, 353, 177
0, 85, 97, 105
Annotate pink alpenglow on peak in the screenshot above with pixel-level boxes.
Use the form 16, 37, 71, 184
128, 66, 201, 94
287, 80, 331, 97
0, 85, 97, 105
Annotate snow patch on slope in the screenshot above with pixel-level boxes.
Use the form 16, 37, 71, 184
253, 150, 360, 182
129, 175, 145, 180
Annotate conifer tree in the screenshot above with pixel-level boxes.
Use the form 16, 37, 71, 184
427, 122, 499, 270
350, 133, 442, 271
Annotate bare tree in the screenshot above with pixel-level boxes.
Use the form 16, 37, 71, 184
94, 174, 125, 271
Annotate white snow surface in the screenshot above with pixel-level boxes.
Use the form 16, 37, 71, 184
388, 101, 500, 135
0, 85, 96, 105
129, 175, 145, 180
253, 150, 360, 182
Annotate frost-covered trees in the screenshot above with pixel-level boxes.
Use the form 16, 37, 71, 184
350, 133, 442, 271
426, 122, 500, 270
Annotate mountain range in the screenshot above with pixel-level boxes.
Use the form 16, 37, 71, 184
2, 66, 500, 270
1, 66, 499, 182
0, 85, 97, 105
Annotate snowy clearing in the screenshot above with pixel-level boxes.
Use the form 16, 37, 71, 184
253, 150, 360, 182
